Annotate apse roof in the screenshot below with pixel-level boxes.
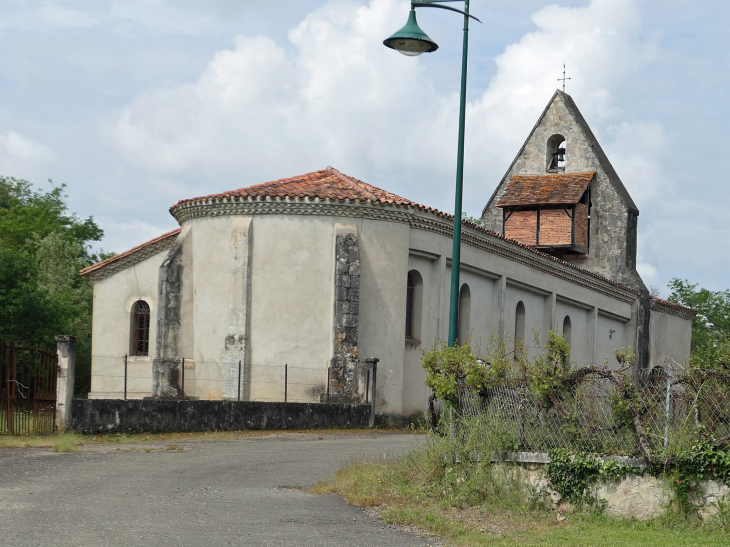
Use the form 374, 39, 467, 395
496, 172, 595, 208
170, 167, 446, 217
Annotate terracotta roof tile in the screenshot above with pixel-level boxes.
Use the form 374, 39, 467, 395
496, 172, 595, 208
651, 296, 697, 316
170, 167, 446, 217
79, 228, 181, 278
84, 167, 641, 297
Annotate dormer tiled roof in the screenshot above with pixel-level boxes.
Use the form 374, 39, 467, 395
496, 172, 595, 208
170, 167, 446, 217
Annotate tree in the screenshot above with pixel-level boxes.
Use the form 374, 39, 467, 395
667, 278, 730, 367
0, 176, 109, 395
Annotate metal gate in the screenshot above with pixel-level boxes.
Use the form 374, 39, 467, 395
1, 342, 57, 435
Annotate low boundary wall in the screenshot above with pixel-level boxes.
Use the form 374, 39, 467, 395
70, 399, 372, 434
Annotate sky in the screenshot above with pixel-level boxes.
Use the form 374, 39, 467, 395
0, 0, 728, 295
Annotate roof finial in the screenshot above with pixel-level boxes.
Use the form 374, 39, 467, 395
558, 63, 571, 93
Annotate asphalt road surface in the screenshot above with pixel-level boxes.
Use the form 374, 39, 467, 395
0, 431, 437, 547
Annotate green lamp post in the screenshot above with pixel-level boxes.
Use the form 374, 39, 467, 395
384, 1, 480, 348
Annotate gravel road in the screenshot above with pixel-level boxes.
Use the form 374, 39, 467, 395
0, 431, 437, 547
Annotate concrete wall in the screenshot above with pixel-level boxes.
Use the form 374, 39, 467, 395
71, 399, 371, 433
488, 453, 728, 521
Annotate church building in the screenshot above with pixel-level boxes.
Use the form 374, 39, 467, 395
81, 91, 695, 418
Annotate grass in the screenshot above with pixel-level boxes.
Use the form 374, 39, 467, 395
0, 427, 417, 452
311, 431, 730, 546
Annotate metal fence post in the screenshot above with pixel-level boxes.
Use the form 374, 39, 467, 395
284, 363, 288, 403
326, 367, 330, 403
364, 357, 379, 428
181, 358, 185, 400
664, 372, 672, 450
237, 360, 242, 402
366, 369, 370, 405
124, 354, 128, 400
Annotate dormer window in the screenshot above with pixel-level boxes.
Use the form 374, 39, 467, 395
496, 172, 594, 257
547, 134, 566, 172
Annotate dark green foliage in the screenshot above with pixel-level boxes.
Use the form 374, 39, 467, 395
546, 449, 644, 506
0, 176, 109, 396
667, 278, 730, 368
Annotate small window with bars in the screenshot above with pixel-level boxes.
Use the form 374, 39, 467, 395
132, 300, 151, 357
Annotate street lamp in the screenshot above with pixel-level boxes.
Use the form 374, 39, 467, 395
384, 1, 480, 348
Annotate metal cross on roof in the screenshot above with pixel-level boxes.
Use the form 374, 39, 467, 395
558, 64, 571, 93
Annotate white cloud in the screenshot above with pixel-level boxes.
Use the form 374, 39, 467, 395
104, 0, 664, 215
0, 131, 56, 177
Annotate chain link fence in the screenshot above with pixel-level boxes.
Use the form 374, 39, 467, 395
88, 356, 349, 403
455, 367, 730, 457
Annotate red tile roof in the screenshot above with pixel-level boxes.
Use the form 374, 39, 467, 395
83, 167, 645, 298
651, 296, 697, 316
170, 167, 446, 216
496, 172, 595, 208
79, 228, 181, 278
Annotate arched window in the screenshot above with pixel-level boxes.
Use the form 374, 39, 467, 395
514, 301, 526, 358
546, 134, 566, 171
457, 284, 471, 345
132, 300, 151, 357
405, 270, 423, 341
562, 315, 572, 346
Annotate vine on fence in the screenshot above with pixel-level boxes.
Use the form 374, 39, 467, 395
422, 330, 730, 464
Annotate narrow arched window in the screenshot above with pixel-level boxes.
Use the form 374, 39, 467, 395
406, 273, 416, 339
562, 315, 572, 346
457, 284, 471, 345
406, 270, 423, 341
132, 300, 151, 357
514, 301, 526, 358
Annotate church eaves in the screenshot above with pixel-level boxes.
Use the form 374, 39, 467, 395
83, 167, 643, 298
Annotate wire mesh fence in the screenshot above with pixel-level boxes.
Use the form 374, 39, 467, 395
87, 356, 350, 404
455, 367, 730, 457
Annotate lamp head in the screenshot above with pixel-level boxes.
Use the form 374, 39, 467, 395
383, 8, 438, 57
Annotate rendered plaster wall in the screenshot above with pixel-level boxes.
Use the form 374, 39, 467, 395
406, 221, 637, 377
503, 286, 547, 361
649, 309, 693, 369
402, 254, 439, 415
595, 314, 627, 367
88, 249, 167, 398
481, 93, 645, 294
554, 302, 590, 366
358, 218, 411, 416
248, 215, 337, 401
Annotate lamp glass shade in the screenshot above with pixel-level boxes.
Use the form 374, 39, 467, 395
383, 9, 438, 57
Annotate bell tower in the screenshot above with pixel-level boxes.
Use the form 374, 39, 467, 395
481, 90, 644, 295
